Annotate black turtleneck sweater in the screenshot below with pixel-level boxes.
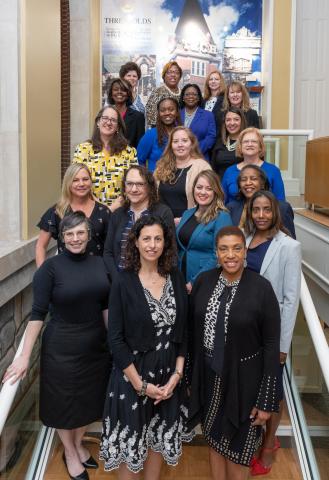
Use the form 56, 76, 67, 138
31, 249, 110, 323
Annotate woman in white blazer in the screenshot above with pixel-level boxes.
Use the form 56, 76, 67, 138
245, 190, 301, 476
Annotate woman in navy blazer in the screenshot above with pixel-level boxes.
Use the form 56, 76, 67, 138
179, 83, 216, 161
226, 164, 296, 238
176, 170, 232, 292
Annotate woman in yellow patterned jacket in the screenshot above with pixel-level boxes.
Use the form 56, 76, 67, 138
73, 105, 138, 209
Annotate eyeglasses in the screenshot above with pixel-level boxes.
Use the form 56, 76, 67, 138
100, 116, 118, 124
125, 181, 146, 190
166, 69, 180, 76
63, 230, 89, 240
241, 139, 258, 145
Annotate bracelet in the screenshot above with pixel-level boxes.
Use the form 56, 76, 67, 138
137, 379, 148, 397
174, 369, 183, 380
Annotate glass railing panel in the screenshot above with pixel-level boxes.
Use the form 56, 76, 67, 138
261, 131, 312, 202
288, 305, 329, 479
0, 372, 41, 479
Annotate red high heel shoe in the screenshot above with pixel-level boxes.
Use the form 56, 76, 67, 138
250, 437, 280, 475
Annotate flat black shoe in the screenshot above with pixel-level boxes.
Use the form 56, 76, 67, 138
62, 452, 89, 480
82, 455, 98, 469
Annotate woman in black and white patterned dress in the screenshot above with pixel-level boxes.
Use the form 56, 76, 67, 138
100, 215, 193, 479
188, 226, 280, 480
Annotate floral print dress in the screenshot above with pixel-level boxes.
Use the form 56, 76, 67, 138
100, 276, 193, 473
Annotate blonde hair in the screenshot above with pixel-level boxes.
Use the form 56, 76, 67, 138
193, 170, 227, 224
154, 126, 204, 183
56, 164, 93, 218
236, 127, 265, 159
203, 70, 226, 100
223, 81, 251, 112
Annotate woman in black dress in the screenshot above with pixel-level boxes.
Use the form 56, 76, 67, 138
36, 163, 111, 267
188, 226, 280, 480
4, 212, 110, 480
211, 107, 247, 179
100, 215, 193, 479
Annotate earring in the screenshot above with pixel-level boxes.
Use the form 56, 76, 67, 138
216, 261, 221, 268
243, 257, 247, 268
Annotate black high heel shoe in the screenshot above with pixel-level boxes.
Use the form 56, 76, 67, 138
62, 452, 89, 480
82, 455, 98, 469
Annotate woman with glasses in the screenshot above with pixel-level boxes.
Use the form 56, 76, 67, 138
4, 212, 110, 480
73, 106, 138, 210
103, 165, 174, 283
245, 191, 301, 476
221, 128, 285, 204
137, 97, 181, 172
36, 163, 111, 267
145, 61, 183, 128
107, 78, 145, 148
180, 83, 216, 161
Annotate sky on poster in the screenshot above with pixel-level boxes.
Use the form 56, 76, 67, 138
103, 0, 262, 77
163, 0, 262, 35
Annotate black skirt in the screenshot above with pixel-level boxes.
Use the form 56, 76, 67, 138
39, 319, 110, 429
202, 356, 262, 466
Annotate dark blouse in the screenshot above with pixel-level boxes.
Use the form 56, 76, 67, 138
211, 141, 239, 179
188, 268, 280, 433
37, 202, 111, 256
31, 249, 110, 322
247, 239, 272, 273
159, 166, 192, 217
178, 214, 200, 280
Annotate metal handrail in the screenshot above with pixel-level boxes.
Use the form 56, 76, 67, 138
260, 129, 314, 139
300, 273, 329, 391
0, 330, 26, 435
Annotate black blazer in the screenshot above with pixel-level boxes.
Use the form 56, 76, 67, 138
124, 107, 145, 148
103, 203, 175, 281
108, 269, 188, 371
226, 199, 296, 239
188, 267, 280, 435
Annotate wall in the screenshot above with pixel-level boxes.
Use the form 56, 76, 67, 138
20, 0, 62, 239
70, 0, 101, 155
0, 0, 21, 241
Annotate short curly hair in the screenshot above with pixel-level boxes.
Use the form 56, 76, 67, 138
124, 215, 177, 275
119, 61, 141, 80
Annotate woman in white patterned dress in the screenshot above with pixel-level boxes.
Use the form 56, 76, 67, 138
100, 215, 193, 479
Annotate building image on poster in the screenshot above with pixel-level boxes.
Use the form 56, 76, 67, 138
102, 0, 262, 110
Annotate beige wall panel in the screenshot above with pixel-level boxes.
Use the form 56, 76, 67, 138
271, 0, 291, 130
21, 0, 61, 239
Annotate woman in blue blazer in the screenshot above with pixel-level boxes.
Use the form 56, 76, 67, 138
176, 170, 232, 292
179, 83, 216, 161
245, 190, 301, 476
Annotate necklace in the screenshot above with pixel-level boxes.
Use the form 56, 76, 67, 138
169, 162, 191, 185
226, 137, 238, 152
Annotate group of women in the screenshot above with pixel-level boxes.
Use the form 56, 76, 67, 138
3, 60, 302, 480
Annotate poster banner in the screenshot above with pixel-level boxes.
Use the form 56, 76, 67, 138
102, 0, 262, 106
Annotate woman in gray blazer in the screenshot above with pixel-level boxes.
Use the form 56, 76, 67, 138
245, 190, 301, 476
